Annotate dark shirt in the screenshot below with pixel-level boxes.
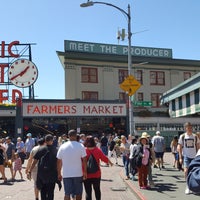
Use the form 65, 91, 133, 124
100, 136, 108, 146
34, 145, 58, 186
6, 142, 15, 159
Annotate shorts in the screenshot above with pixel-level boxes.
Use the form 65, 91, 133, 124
155, 152, 164, 159
31, 171, 38, 188
183, 156, 193, 168
63, 177, 83, 196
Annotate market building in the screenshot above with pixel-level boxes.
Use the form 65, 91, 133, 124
56, 39, 200, 146
1, 40, 200, 149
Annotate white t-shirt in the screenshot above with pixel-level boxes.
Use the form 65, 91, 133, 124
30, 145, 40, 173
57, 141, 86, 178
178, 133, 199, 159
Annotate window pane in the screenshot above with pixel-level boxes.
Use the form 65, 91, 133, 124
82, 91, 98, 100
119, 70, 128, 84
81, 67, 97, 83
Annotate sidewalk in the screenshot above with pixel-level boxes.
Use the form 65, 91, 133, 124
1, 152, 200, 200
122, 152, 200, 200
0, 159, 138, 200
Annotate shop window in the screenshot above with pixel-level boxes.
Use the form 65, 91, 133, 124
150, 71, 165, 85
81, 67, 98, 83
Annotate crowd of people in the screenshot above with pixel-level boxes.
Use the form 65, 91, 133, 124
0, 121, 200, 199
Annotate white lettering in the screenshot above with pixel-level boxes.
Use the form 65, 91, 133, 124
69, 42, 94, 52
100, 45, 117, 54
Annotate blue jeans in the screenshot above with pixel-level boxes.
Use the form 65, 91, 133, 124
101, 146, 108, 156
122, 155, 130, 177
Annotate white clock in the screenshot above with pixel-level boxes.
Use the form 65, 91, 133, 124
8, 59, 38, 88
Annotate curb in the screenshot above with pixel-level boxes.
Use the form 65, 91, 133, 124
119, 170, 147, 200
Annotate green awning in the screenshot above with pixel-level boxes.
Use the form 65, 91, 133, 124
160, 72, 200, 118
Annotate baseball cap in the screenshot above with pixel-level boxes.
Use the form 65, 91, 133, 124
156, 131, 160, 135
26, 133, 32, 137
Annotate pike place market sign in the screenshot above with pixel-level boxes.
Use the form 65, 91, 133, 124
65, 40, 172, 58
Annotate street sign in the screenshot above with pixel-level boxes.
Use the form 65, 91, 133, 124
134, 101, 153, 107
120, 75, 141, 96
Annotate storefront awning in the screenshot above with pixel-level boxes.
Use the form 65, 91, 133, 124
160, 72, 200, 118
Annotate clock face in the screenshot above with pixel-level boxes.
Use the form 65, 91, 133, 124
8, 59, 38, 88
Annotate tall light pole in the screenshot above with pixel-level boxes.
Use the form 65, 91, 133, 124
80, 1, 134, 135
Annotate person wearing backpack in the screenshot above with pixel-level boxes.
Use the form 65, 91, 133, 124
83, 135, 113, 200
132, 134, 151, 189
178, 122, 200, 195
29, 134, 60, 200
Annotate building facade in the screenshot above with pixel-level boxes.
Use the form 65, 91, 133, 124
57, 40, 200, 144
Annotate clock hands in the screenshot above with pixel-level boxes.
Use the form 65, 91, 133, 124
10, 66, 30, 81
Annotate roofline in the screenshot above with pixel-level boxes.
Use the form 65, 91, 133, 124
57, 50, 200, 67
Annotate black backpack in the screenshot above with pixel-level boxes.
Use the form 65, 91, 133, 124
87, 153, 99, 174
38, 151, 51, 183
131, 145, 143, 168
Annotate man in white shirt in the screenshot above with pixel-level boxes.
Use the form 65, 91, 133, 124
178, 122, 200, 195
57, 130, 87, 200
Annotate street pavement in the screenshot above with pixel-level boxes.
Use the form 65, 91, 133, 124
0, 159, 137, 200
0, 152, 200, 200
123, 152, 200, 200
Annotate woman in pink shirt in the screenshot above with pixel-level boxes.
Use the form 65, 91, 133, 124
137, 135, 150, 189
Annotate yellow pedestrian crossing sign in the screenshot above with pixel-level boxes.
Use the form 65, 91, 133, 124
120, 75, 141, 96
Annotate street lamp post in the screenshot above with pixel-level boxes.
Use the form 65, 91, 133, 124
80, 1, 134, 135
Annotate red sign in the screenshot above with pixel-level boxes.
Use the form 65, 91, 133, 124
0, 41, 23, 104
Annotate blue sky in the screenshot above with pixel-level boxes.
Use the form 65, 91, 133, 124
1, 0, 200, 100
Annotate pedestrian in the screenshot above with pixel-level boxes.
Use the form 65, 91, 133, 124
170, 136, 179, 168
129, 138, 138, 181
79, 133, 86, 144
28, 134, 59, 200
4, 136, 15, 180
0, 140, 7, 183
94, 137, 101, 148
100, 133, 108, 156
177, 122, 200, 195
108, 135, 118, 165
26, 137, 45, 200
52, 136, 58, 149
57, 129, 87, 200
146, 133, 155, 187
25, 133, 36, 159
151, 131, 165, 169
119, 135, 130, 180
61, 134, 68, 144
83, 135, 113, 200
16, 137, 26, 165
134, 134, 151, 189
13, 152, 23, 180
